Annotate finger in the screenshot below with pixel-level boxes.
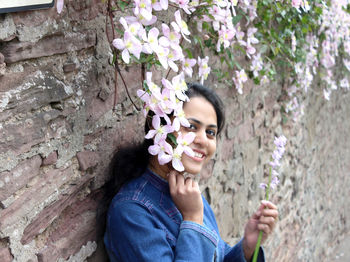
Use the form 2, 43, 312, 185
176, 172, 185, 185
185, 177, 193, 186
168, 171, 177, 191
261, 209, 279, 219
259, 216, 276, 227
261, 200, 277, 210
192, 179, 199, 188
257, 223, 271, 235
252, 204, 265, 220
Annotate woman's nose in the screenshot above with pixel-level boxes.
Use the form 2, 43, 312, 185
193, 129, 208, 146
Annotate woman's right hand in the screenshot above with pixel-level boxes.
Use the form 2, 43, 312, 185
168, 171, 204, 225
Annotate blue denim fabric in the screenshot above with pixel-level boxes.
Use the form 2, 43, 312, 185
104, 169, 265, 262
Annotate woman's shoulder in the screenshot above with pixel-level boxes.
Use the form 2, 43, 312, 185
110, 170, 169, 210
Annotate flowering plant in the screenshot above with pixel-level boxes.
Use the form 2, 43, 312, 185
252, 135, 287, 262
55, 0, 349, 169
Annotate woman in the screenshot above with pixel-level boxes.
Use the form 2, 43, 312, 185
104, 83, 278, 261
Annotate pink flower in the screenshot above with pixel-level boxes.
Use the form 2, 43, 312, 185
155, 46, 170, 69
198, 56, 211, 84
161, 24, 181, 49
112, 31, 142, 64
158, 87, 177, 115
172, 102, 190, 131
148, 139, 173, 165
145, 115, 174, 144
134, 0, 153, 21
125, 15, 157, 26
292, 0, 302, 9
119, 17, 143, 37
170, 0, 191, 14
182, 57, 196, 77
137, 89, 163, 117
217, 25, 235, 51
176, 132, 195, 157
171, 146, 185, 171
142, 27, 160, 54
162, 73, 188, 102
171, 10, 191, 42
152, 0, 168, 11
57, 0, 64, 14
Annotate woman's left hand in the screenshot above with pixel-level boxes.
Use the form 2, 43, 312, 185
242, 200, 278, 260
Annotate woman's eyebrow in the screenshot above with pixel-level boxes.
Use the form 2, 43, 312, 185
187, 118, 218, 129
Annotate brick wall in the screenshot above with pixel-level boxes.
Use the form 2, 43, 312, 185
0, 1, 349, 261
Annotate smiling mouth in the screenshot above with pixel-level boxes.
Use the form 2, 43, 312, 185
194, 152, 204, 158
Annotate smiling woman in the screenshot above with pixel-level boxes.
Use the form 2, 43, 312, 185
102, 83, 278, 262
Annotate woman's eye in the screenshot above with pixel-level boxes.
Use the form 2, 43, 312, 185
188, 124, 196, 130
206, 129, 216, 137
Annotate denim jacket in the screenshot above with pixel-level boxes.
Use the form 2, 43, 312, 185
104, 169, 264, 262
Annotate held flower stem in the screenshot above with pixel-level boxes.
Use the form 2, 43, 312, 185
252, 165, 272, 262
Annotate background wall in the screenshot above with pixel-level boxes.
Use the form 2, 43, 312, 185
0, 1, 349, 261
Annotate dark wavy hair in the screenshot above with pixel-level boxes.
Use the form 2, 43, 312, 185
102, 83, 225, 206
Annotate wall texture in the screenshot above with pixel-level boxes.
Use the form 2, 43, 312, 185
0, 1, 349, 261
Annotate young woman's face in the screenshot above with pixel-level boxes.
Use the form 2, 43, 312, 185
180, 96, 218, 175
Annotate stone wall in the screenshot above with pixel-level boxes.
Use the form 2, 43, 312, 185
0, 1, 349, 261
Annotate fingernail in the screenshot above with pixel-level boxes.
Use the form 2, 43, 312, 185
261, 200, 268, 205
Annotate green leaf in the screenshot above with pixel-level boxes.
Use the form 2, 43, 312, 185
194, 35, 205, 53
167, 133, 178, 146
232, 14, 243, 25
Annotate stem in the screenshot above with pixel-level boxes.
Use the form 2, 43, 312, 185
252, 166, 272, 262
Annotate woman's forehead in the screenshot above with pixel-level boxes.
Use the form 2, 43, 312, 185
183, 97, 217, 125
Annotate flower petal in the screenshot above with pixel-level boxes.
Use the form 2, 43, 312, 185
172, 158, 184, 172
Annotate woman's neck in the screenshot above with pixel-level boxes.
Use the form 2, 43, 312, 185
148, 157, 171, 180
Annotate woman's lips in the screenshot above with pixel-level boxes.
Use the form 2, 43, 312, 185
189, 149, 206, 162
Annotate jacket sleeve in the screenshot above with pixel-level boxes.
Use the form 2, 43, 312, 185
223, 239, 265, 262
104, 200, 218, 262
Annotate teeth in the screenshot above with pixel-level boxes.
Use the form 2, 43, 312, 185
194, 152, 203, 158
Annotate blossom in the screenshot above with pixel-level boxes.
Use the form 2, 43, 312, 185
162, 73, 188, 101
148, 139, 173, 165
166, 47, 184, 72
120, 17, 143, 37
261, 135, 287, 192
171, 145, 185, 171
323, 88, 331, 101
250, 53, 263, 77
217, 25, 235, 51
172, 102, 190, 131
158, 87, 177, 115
57, 0, 64, 14
161, 24, 181, 49
170, 0, 191, 14
155, 46, 170, 69
113, 31, 142, 64
269, 135, 287, 169
152, 0, 168, 11
125, 15, 157, 26
233, 69, 248, 94
340, 78, 350, 90
142, 27, 160, 54
182, 57, 196, 77
171, 10, 191, 42
198, 56, 211, 84
274, 135, 287, 149
176, 132, 195, 157
133, 0, 153, 21
145, 115, 174, 143
145, 72, 162, 99
291, 0, 302, 9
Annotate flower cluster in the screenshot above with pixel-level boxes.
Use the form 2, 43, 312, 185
106, 0, 263, 169
260, 135, 287, 191
54, 0, 349, 168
